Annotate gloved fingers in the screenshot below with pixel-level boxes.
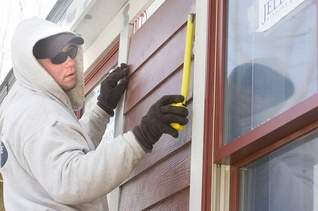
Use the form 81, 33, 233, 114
114, 78, 128, 94
105, 64, 129, 84
160, 105, 188, 116
120, 63, 129, 69
118, 77, 129, 85
158, 95, 184, 106
161, 114, 188, 125
162, 124, 179, 138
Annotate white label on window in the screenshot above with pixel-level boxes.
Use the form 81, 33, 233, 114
257, 0, 305, 32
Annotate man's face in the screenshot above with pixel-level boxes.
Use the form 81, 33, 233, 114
38, 57, 77, 91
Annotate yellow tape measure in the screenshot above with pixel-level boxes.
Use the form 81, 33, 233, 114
170, 14, 195, 131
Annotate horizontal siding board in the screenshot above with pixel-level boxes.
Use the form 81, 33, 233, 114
144, 188, 189, 211
124, 67, 193, 130
125, 67, 182, 121
125, 61, 194, 119
119, 144, 191, 211
127, 0, 195, 74
125, 26, 186, 113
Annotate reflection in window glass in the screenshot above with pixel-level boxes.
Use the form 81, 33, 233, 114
239, 130, 318, 211
224, 0, 317, 144
85, 86, 115, 141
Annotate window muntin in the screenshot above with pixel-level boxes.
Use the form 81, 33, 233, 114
239, 129, 318, 211
223, 0, 317, 144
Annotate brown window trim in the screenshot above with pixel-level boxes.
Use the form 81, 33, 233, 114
201, 0, 220, 210
205, 0, 318, 210
216, 93, 318, 164
84, 36, 119, 95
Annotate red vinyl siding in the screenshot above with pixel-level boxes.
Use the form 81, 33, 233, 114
118, 0, 195, 209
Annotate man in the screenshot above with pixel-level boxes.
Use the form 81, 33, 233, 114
0, 17, 188, 210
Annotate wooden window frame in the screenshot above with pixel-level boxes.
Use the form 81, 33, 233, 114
84, 37, 120, 96
204, 0, 318, 210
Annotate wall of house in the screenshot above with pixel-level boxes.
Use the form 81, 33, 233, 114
119, 0, 195, 208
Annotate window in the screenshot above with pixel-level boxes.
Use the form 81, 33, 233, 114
224, 0, 317, 144
205, 0, 318, 210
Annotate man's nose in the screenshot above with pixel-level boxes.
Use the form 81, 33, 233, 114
65, 56, 76, 67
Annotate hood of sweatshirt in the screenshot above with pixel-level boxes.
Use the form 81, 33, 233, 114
11, 17, 84, 111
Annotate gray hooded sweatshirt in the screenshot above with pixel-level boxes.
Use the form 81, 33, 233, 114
0, 17, 145, 211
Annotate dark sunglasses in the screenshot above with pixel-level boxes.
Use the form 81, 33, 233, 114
50, 45, 78, 64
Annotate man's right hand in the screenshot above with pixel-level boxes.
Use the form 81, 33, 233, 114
132, 95, 189, 152
97, 63, 129, 116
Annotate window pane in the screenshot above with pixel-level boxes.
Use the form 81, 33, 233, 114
224, 0, 317, 144
239, 129, 318, 211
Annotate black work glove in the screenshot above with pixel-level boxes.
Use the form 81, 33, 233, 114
97, 63, 129, 116
133, 95, 189, 152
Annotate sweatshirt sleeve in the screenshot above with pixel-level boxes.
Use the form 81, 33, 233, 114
23, 121, 145, 205
79, 105, 110, 147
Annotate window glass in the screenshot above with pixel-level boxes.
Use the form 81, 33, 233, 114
85, 86, 115, 141
239, 129, 318, 211
224, 0, 317, 144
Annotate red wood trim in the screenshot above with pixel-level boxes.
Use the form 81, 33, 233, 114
215, 92, 318, 164
201, 0, 221, 210
229, 165, 239, 211
213, 0, 227, 155
84, 37, 119, 95
235, 118, 318, 168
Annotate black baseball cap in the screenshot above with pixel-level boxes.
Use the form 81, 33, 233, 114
33, 32, 84, 59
